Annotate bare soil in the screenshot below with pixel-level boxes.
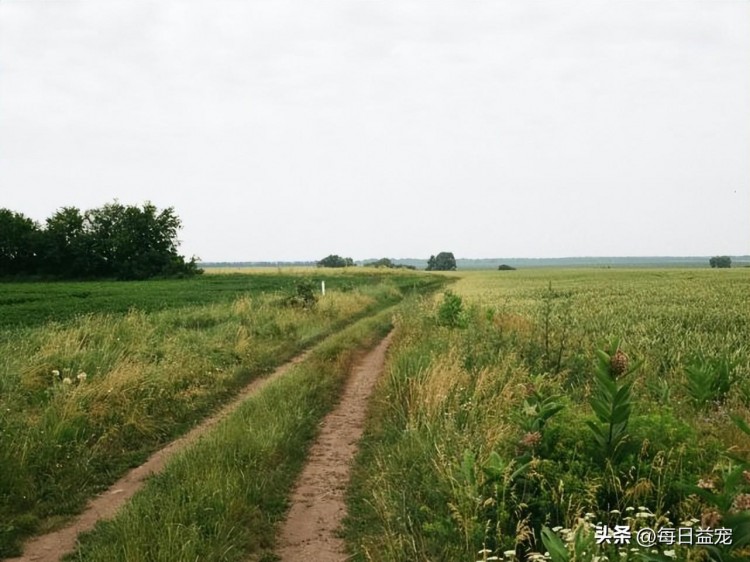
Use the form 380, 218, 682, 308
6, 349, 315, 562
275, 332, 393, 562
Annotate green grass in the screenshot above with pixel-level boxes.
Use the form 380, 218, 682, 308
65, 308, 395, 562
0, 270, 441, 330
344, 269, 750, 561
0, 270, 446, 557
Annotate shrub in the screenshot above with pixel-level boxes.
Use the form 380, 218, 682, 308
283, 279, 318, 309
436, 290, 465, 328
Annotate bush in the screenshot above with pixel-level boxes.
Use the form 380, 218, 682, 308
498, 264, 516, 271
283, 279, 318, 309
436, 290, 465, 328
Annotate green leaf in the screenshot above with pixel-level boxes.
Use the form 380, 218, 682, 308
460, 449, 476, 487
731, 414, 750, 436
541, 526, 570, 562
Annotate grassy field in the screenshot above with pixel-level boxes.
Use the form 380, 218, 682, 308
0, 269, 424, 329
0, 270, 444, 556
65, 307, 395, 562
345, 269, 750, 562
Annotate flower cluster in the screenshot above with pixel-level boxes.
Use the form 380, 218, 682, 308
51, 369, 87, 387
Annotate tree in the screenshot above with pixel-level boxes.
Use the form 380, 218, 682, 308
40, 207, 97, 277
426, 252, 457, 271
498, 264, 516, 271
709, 256, 732, 269
1, 202, 201, 280
366, 258, 395, 268
0, 209, 41, 276
317, 254, 354, 268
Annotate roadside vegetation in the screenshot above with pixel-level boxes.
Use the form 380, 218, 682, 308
0, 270, 421, 329
0, 270, 444, 556
345, 269, 750, 561
65, 308, 395, 562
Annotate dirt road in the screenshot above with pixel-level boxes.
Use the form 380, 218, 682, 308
275, 332, 393, 562
6, 348, 315, 562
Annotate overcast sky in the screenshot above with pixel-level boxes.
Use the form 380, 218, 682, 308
1, 0, 748, 261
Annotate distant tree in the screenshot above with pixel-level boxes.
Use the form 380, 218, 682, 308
426, 252, 457, 271
709, 256, 732, 269
0, 209, 41, 276
366, 258, 395, 268
498, 264, 516, 271
317, 254, 354, 268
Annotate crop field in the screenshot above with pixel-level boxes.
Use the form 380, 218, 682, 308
346, 269, 750, 562
5, 268, 749, 562
0, 269, 444, 557
0, 270, 423, 329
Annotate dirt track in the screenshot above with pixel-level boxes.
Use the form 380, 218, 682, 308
275, 332, 393, 562
6, 348, 315, 562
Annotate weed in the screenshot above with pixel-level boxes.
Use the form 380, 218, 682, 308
586, 339, 641, 463
684, 354, 737, 409
437, 290, 466, 328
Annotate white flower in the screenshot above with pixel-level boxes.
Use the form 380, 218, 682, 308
77, 372, 87, 382
62, 377, 72, 385
664, 550, 676, 558
52, 369, 60, 377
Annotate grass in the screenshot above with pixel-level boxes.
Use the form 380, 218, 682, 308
0, 269, 438, 329
65, 307, 395, 562
344, 269, 750, 561
0, 270, 446, 556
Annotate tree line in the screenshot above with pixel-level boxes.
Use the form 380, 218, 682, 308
0, 202, 201, 280
316, 252, 456, 271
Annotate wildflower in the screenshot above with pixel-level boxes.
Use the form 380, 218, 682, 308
701, 509, 721, 528
520, 431, 542, 449
610, 350, 629, 376
697, 478, 715, 490
52, 369, 60, 377
732, 493, 750, 512
77, 372, 87, 383
62, 377, 72, 385
664, 550, 676, 558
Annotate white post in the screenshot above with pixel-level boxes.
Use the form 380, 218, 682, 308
321, 280, 326, 296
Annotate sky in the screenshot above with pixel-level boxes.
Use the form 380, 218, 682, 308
1, 0, 748, 262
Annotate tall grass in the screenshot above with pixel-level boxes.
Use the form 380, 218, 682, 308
345, 270, 750, 561
0, 279, 414, 556
65, 308, 395, 562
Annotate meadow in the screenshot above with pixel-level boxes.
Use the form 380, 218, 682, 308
0, 269, 443, 556
65, 308, 395, 562
345, 268, 750, 562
